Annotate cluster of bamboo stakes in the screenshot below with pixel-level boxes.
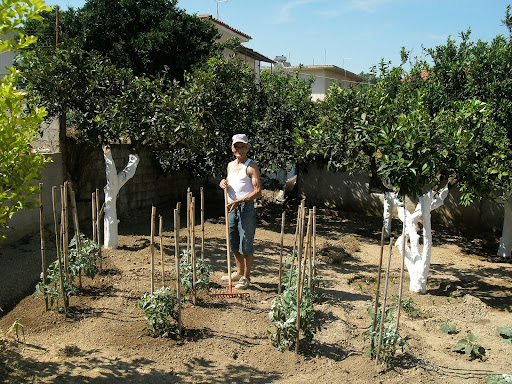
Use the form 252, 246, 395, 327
148, 187, 205, 337
38, 182, 104, 314
371, 206, 407, 365
277, 199, 317, 354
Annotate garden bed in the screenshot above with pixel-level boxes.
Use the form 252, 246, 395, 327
1, 195, 511, 383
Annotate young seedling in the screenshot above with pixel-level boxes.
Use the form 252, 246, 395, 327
438, 319, 458, 334
453, 331, 486, 360
497, 326, 512, 345
6, 318, 25, 344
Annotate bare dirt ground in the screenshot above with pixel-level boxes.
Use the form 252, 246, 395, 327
1, 192, 512, 383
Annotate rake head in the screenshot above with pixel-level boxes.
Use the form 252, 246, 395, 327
211, 284, 250, 298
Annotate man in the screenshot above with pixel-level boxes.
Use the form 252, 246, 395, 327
219, 134, 261, 289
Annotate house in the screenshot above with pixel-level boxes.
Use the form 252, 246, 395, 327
277, 62, 368, 101
198, 15, 275, 82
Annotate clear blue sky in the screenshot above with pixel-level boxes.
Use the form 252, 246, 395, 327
45, 0, 512, 74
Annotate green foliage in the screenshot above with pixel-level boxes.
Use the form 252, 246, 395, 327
268, 285, 319, 352
453, 331, 486, 360
137, 286, 180, 338
438, 319, 458, 335
35, 233, 100, 308
6, 318, 25, 344
497, 326, 512, 345
364, 306, 408, 367
179, 250, 211, 295
398, 296, 424, 318
0, 0, 51, 242
488, 374, 512, 384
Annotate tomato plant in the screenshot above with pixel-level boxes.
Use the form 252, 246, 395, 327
180, 250, 211, 296
137, 286, 180, 338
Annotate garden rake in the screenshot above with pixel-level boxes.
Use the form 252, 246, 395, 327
211, 188, 250, 298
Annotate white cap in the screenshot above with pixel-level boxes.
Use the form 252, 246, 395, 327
232, 133, 249, 145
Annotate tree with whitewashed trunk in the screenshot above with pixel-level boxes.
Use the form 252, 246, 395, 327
425, 8, 512, 257
103, 146, 139, 249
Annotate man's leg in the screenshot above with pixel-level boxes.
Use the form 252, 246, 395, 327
234, 250, 245, 276
243, 254, 254, 280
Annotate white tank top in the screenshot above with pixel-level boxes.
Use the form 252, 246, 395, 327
227, 158, 254, 203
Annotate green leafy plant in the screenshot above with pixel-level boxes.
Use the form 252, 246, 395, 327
268, 285, 319, 352
180, 251, 211, 295
488, 374, 512, 384
453, 331, 486, 360
497, 326, 512, 345
35, 233, 99, 308
137, 286, 180, 338
364, 306, 408, 367
398, 296, 424, 318
6, 319, 25, 344
438, 319, 458, 334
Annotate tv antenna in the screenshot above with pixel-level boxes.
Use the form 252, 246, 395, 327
216, 0, 230, 19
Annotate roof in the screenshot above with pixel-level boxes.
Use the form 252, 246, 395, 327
283, 65, 366, 82
198, 14, 252, 41
235, 45, 275, 64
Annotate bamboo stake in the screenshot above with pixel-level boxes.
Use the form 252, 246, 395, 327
91, 192, 97, 243
288, 203, 303, 287
95, 188, 102, 271
396, 205, 407, 331
150, 206, 156, 294
62, 184, 70, 284
191, 197, 197, 305
295, 201, 306, 354
300, 210, 312, 297
186, 187, 191, 254
176, 202, 181, 271
52, 187, 66, 313
61, 184, 70, 309
278, 210, 285, 294
200, 187, 205, 260
174, 208, 182, 337
371, 226, 386, 357
376, 237, 394, 364
310, 206, 317, 291
39, 183, 48, 311
159, 215, 165, 287
69, 185, 82, 288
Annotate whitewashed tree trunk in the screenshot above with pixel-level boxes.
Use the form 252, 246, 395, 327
103, 146, 139, 249
394, 188, 449, 293
497, 199, 512, 257
383, 191, 397, 238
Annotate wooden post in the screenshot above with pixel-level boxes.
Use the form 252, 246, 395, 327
52, 186, 66, 313
278, 210, 285, 294
371, 226, 386, 357
377, 237, 394, 364
191, 197, 197, 305
174, 208, 182, 338
91, 192, 97, 243
396, 206, 407, 331
69, 185, 82, 288
186, 188, 191, 255
175, 202, 181, 270
200, 187, 205, 260
310, 206, 317, 291
159, 215, 165, 287
61, 184, 70, 309
95, 188, 102, 271
288, 204, 302, 287
301, 210, 312, 297
150, 206, 156, 294
295, 201, 306, 354
39, 183, 48, 310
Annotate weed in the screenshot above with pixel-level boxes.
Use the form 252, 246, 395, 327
394, 296, 423, 318
453, 331, 486, 360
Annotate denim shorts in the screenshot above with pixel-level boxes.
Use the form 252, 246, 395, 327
228, 201, 256, 255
